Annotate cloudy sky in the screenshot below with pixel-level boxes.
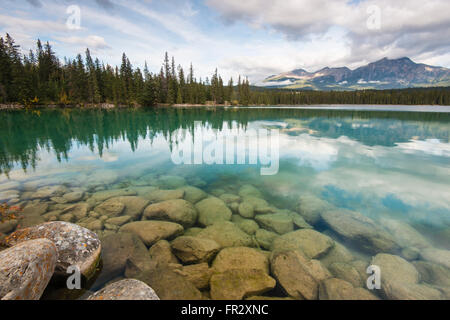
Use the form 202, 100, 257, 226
1, 0, 450, 83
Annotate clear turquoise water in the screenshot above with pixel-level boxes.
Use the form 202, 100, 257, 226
0, 106, 449, 299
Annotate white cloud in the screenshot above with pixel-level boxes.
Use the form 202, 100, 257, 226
206, 0, 450, 78
54, 35, 110, 50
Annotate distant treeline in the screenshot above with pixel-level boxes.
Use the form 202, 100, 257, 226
1, 33, 449, 106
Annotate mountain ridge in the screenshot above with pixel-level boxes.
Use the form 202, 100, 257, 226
261, 57, 450, 90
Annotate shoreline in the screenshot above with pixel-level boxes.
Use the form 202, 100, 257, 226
1, 103, 449, 111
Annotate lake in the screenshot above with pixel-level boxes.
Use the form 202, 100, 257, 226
0, 106, 449, 300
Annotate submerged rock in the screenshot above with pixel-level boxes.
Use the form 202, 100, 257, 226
60, 202, 89, 220
296, 193, 332, 225
255, 229, 279, 250
157, 175, 186, 189
63, 191, 84, 203
195, 197, 232, 226
319, 241, 354, 268
31, 185, 67, 199
271, 229, 334, 259
255, 213, 294, 235
413, 261, 450, 287
370, 253, 441, 299
231, 215, 259, 235
148, 240, 179, 265
0, 220, 18, 234
219, 193, 241, 204
270, 250, 331, 300
0, 239, 57, 300
173, 263, 212, 290
144, 189, 185, 202
22, 201, 49, 215
132, 265, 203, 300
143, 199, 198, 228
171, 236, 220, 264
87, 279, 159, 300
328, 262, 363, 287
238, 202, 255, 218
88, 188, 137, 203
238, 184, 263, 198
372, 253, 419, 285
105, 215, 132, 226
420, 248, 450, 269
210, 269, 276, 300
380, 218, 431, 249
180, 186, 207, 204
108, 196, 149, 220
94, 200, 125, 217
321, 209, 399, 254
119, 221, 184, 247
212, 247, 269, 274
5, 222, 101, 279
319, 278, 379, 300
196, 221, 253, 248
85, 170, 118, 187
95, 232, 149, 286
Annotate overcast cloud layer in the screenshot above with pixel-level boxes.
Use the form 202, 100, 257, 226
1, 0, 450, 83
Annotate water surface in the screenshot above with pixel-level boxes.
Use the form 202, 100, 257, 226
0, 106, 449, 299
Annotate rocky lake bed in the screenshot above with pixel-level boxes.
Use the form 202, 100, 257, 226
1, 171, 449, 300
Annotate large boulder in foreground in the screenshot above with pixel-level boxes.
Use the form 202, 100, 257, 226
143, 199, 198, 228
119, 221, 184, 247
5, 222, 101, 279
319, 278, 379, 300
210, 269, 276, 300
271, 229, 334, 259
195, 197, 232, 226
321, 209, 399, 254
270, 250, 331, 300
171, 236, 220, 264
0, 239, 57, 300
87, 279, 159, 300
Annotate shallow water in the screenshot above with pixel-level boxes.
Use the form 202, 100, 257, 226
0, 106, 449, 300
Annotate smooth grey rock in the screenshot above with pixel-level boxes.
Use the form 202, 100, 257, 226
88, 279, 159, 300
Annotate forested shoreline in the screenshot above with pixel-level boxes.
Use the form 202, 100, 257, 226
1, 33, 450, 107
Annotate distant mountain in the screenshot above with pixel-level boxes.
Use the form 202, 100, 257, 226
261, 57, 450, 90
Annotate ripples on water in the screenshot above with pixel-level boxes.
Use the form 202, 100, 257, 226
0, 106, 449, 300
